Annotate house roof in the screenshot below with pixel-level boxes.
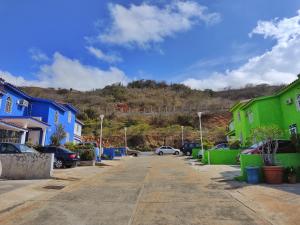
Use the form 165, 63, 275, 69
240, 77, 300, 110
75, 118, 84, 125
229, 99, 251, 112
3, 82, 79, 114
0, 120, 28, 132
225, 129, 235, 136
0, 116, 50, 128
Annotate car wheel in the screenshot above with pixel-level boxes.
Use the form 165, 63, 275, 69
174, 151, 179, 155
158, 151, 163, 156
54, 159, 63, 169
186, 151, 191, 156
133, 153, 138, 157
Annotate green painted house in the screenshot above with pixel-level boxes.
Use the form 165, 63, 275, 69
227, 75, 300, 146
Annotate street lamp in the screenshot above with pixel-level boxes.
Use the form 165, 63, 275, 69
181, 126, 184, 146
124, 127, 127, 149
99, 114, 104, 155
197, 112, 204, 160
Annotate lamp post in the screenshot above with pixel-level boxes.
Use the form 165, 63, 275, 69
99, 114, 104, 155
124, 127, 127, 149
181, 126, 184, 146
197, 112, 204, 160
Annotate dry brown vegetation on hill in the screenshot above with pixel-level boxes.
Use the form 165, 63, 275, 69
21, 80, 283, 150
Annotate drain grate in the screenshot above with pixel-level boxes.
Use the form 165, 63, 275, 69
43, 185, 65, 190
225, 186, 241, 190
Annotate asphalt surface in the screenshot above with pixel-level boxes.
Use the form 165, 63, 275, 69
1, 155, 268, 225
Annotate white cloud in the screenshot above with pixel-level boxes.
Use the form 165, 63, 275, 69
0, 52, 129, 91
250, 10, 300, 45
29, 48, 49, 62
100, 1, 220, 47
86, 46, 122, 63
183, 10, 300, 90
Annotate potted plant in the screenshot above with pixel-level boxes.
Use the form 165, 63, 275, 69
251, 125, 284, 184
286, 166, 297, 184
79, 149, 95, 166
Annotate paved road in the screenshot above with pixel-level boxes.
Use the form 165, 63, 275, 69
2, 156, 268, 225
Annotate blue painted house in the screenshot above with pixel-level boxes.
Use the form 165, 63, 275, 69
0, 78, 83, 146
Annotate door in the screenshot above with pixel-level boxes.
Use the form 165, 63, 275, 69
166, 146, 174, 154
27, 130, 41, 145
160, 146, 166, 154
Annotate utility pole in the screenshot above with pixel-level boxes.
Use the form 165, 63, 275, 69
99, 114, 104, 155
197, 112, 204, 160
124, 127, 127, 149
181, 126, 184, 146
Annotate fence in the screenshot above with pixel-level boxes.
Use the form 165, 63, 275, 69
202, 149, 242, 165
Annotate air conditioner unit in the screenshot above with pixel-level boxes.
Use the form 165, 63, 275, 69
18, 99, 29, 107
286, 98, 293, 105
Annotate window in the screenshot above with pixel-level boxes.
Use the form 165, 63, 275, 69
289, 124, 297, 135
68, 111, 72, 123
247, 111, 254, 123
296, 95, 300, 111
237, 112, 241, 122
239, 133, 243, 143
54, 111, 59, 123
5, 97, 12, 113
66, 132, 69, 142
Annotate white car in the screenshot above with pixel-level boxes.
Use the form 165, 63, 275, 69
155, 146, 180, 155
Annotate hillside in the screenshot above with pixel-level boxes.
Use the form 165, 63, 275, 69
21, 80, 283, 150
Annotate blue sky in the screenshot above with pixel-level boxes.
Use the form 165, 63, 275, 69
1, 0, 300, 90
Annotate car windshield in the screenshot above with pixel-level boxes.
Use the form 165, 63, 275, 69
249, 141, 263, 149
16, 144, 38, 153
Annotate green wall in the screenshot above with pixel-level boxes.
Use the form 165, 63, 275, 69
192, 148, 200, 159
201, 150, 242, 165
240, 153, 300, 181
280, 82, 300, 138
231, 81, 300, 146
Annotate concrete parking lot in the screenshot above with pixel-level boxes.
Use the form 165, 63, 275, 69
0, 155, 298, 225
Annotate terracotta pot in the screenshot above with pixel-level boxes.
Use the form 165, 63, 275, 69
263, 166, 283, 184
288, 174, 297, 184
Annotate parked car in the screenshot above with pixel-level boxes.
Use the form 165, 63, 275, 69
0, 143, 39, 154
155, 146, 180, 155
237, 140, 296, 162
37, 146, 79, 168
126, 148, 141, 157
180, 142, 200, 156
212, 142, 229, 150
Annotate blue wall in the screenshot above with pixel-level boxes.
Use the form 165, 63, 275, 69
39, 105, 76, 145
0, 83, 78, 145
0, 90, 29, 116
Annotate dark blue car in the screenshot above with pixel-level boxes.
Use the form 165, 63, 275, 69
37, 146, 79, 169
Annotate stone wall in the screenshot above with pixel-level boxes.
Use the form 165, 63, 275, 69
0, 153, 54, 179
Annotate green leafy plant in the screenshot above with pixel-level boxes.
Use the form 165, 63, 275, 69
50, 124, 66, 146
79, 149, 95, 161
250, 125, 283, 166
229, 140, 241, 149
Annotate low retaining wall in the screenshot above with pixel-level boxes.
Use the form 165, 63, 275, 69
0, 153, 54, 179
201, 149, 242, 165
240, 153, 300, 181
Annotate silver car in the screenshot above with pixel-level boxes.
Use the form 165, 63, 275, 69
155, 146, 180, 156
